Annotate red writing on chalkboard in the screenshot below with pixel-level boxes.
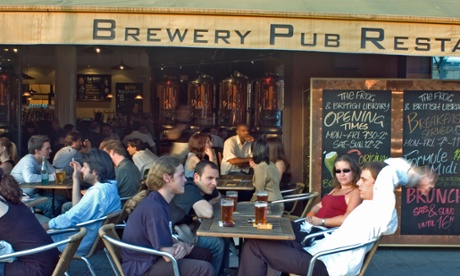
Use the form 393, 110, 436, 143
406, 188, 460, 204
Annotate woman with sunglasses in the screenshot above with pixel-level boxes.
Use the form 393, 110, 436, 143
294, 154, 362, 243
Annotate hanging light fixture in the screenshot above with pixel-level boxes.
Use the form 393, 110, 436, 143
134, 94, 143, 100
111, 48, 133, 70
134, 48, 143, 99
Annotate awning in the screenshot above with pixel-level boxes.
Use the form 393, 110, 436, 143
1, 0, 460, 56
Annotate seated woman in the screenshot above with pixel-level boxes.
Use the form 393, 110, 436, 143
0, 137, 18, 175
122, 155, 214, 276
0, 174, 59, 276
267, 137, 291, 190
184, 133, 217, 179
249, 138, 283, 203
293, 154, 362, 243
237, 159, 437, 276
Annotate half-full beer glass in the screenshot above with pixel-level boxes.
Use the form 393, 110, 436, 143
256, 190, 268, 202
221, 199, 234, 227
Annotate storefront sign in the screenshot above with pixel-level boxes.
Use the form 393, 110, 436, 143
0, 11, 459, 56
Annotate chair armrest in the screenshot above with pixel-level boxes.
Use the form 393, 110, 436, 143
283, 193, 314, 199
301, 228, 337, 246
306, 237, 380, 276
76, 215, 108, 227
47, 227, 81, 236
271, 194, 315, 204
0, 238, 71, 261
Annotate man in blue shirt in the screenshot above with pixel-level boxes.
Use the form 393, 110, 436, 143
42, 149, 121, 255
11, 135, 66, 218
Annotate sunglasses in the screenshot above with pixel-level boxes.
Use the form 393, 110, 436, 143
335, 169, 351, 174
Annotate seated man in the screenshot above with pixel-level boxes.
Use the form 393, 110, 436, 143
126, 138, 158, 179
122, 121, 156, 152
170, 160, 228, 275
11, 135, 66, 218
100, 139, 141, 198
221, 123, 254, 175
52, 131, 91, 175
237, 158, 437, 276
42, 149, 121, 255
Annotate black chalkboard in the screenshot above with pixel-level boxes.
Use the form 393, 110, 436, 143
321, 90, 392, 195
115, 83, 143, 116
401, 90, 460, 235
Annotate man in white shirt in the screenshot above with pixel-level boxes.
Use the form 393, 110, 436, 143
237, 158, 437, 276
126, 138, 159, 179
220, 123, 254, 175
122, 121, 156, 152
52, 131, 91, 175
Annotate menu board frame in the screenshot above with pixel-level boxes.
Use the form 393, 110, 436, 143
310, 78, 460, 246
76, 74, 112, 101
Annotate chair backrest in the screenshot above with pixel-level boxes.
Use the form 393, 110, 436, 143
52, 227, 88, 276
357, 235, 383, 276
82, 209, 123, 258
300, 192, 319, 218
99, 223, 180, 276
306, 236, 381, 276
282, 183, 305, 215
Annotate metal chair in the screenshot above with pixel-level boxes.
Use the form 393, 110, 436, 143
271, 192, 320, 220
47, 209, 122, 276
0, 228, 87, 276
99, 223, 180, 276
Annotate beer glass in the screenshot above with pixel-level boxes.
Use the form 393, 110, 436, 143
55, 169, 66, 184
226, 191, 238, 212
254, 201, 268, 225
221, 199, 234, 227
256, 190, 268, 202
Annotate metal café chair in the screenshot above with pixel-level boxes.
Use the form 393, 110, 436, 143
271, 192, 320, 220
99, 223, 180, 276
0, 228, 87, 276
47, 210, 122, 276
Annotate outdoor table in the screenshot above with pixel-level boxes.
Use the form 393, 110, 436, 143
197, 216, 294, 241
20, 179, 72, 217
21, 196, 48, 208
217, 174, 254, 191
232, 202, 284, 218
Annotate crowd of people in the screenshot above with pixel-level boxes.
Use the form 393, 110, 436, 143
0, 114, 437, 276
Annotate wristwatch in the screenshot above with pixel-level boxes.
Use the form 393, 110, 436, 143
322, 218, 326, 226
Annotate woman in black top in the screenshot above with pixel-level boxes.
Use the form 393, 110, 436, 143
0, 137, 17, 175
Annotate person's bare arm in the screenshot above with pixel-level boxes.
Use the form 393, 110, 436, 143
70, 161, 82, 206
192, 199, 214, 219
227, 157, 251, 167
208, 192, 221, 206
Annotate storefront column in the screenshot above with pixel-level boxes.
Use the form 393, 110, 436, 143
55, 46, 77, 126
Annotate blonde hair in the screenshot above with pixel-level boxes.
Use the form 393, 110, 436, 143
0, 137, 18, 163
125, 155, 181, 213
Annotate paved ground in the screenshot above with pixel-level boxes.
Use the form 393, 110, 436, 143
67, 246, 460, 275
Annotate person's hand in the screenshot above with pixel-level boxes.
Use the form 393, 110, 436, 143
306, 215, 320, 226
245, 135, 254, 143
204, 147, 213, 158
173, 243, 187, 260
417, 167, 438, 196
305, 211, 315, 222
81, 139, 91, 153
249, 159, 256, 168
70, 161, 82, 178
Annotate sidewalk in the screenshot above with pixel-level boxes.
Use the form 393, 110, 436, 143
67, 246, 460, 275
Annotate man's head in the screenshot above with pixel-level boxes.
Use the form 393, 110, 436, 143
126, 138, 147, 156
100, 139, 127, 158
64, 131, 82, 150
28, 135, 52, 159
193, 161, 219, 195
357, 162, 388, 200
81, 149, 115, 184
145, 155, 184, 194
235, 123, 250, 141
101, 123, 114, 138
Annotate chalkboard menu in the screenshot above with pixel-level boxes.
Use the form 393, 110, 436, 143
321, 90, 392, 194
401, 90, 460, 235
115, 83, 143, 116
77, 74, 111, 100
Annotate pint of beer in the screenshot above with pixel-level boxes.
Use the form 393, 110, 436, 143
226, 191, 238, 212
254, 201, 268, 225
221, 199, 234, 227
56, 169, 66, 184
256, 190, 269, 202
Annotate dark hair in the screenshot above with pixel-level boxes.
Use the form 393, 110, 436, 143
82, 149, 115, 183
252, 138, 270, 165
64, 131, 82, 146
188, 132, 211, 159
101, 123, 113, 130
28, 135, 51, 154
361, 161, 388, 181
0, 174, 22, 204
195, 160, 219, 177
100, 139, 127, 156
236, 123, 249, 131
127, 138, 147, 151
63, 124, 74, 133
267, 137, 290, 173
332, 154, 361, 189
